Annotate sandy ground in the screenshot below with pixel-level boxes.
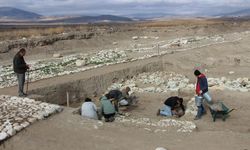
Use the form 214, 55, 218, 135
1, 20, 250, 150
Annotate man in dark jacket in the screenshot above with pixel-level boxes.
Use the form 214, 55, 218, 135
13, 48, 29, 97
108, 89, 123, 112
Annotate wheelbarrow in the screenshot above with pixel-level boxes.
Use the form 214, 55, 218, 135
209, 101, 235, 122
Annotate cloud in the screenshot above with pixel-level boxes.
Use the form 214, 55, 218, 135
0, 0, 249, 16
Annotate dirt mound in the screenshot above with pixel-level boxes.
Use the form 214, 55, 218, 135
0, 32, 95, 53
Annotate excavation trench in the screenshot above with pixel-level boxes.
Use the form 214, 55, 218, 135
28, 59, 165, 107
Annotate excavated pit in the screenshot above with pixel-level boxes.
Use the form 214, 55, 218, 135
28, 59, 167, 106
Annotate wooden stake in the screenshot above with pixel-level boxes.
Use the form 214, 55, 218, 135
66, 92, 69, 107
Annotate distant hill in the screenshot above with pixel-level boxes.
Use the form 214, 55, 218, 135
218, 9, 250, 17
0, 7, 133, 23
40, 15, 133, 23
0, 7, 42, 20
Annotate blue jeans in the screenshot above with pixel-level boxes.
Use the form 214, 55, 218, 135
16, 73, 25, 95
195, 95, 209, 118
160, 105, 172, 116
197, 105, 206, 118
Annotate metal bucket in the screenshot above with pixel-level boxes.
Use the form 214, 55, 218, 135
195, 96, 203, 106
203, 92, 212, 104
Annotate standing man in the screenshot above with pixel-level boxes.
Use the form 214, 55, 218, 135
13, 48, 29, 97
194, 69, 212, 120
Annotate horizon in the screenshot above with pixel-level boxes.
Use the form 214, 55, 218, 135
0, 0, 250, 17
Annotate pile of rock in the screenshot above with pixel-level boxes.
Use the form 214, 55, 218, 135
0, 95, 63, 141
108, 72, 250, 94
88, 49, 126, 65
108, 72, 193, 94
208, 77, 250, 92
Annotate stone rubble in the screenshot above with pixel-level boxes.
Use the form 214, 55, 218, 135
108, 71, 193, 94
0, 49, 127, 88
0, 95, 63, 142
108, 71, 250, 94
208, 77, 250, 92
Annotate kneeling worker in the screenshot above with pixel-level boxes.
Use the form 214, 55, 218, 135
157, 96, 185, 118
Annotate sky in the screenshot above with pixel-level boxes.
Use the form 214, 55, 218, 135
0, 0, 250, 17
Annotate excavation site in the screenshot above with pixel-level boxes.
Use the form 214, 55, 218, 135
0, 20, 250, 150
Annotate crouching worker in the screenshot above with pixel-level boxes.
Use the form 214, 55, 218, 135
81, 98, 98, 120
108, 89, 123, 112
194, 70, 213, 120
157, 96, 185, 118
121, 87, 137, 105
108, 87, 136, 110
100, 94, 116, 122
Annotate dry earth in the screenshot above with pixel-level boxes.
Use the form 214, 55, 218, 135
0, 19, 250, 150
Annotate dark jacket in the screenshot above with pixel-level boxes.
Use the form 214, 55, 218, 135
196, 74, 208, 95
164, 96, 185, 111
108, 90, 123, 100
13, 53, 28, 74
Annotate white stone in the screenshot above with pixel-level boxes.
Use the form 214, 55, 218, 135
21, 122, 30, 128
53, 53, 62, 58
97, 121, 104, 126
112, 42, 118, 45
229, 71, 235, 75
239, 88, 248, 92
155, 147, 167, 150
0, 132, 8, 141
10, 96, 18, 101
132, 36, 139, 40
6, 127, 16, 136
13, 125, 23, 132
27, 117, 37, 123
75, 60, 85, 67
0, 77, 3, 82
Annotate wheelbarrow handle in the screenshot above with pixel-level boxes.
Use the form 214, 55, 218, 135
227, 108, 235, 114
